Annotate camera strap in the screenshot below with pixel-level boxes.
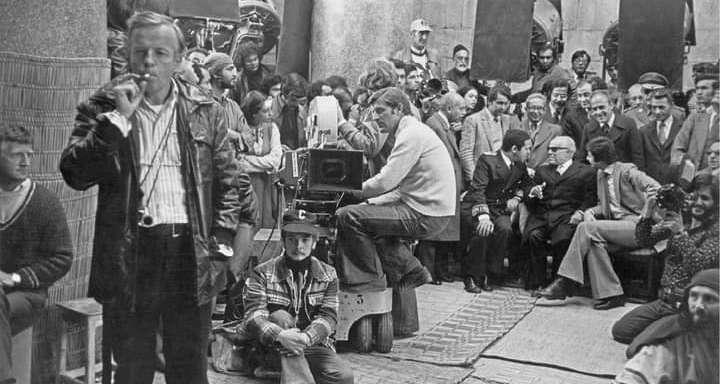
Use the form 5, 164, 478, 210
137, 104, 177, 210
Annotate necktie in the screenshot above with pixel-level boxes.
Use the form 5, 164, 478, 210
553, 109, 560, 122
602, 123, 610, 135
657, 121, 666, 144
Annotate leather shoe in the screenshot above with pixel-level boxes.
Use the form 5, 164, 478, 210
478, 276, 494, 292
464, 276, 483, 293
399, 266, 433, 289
593, 295, 625, 310
538, 276, 574, 300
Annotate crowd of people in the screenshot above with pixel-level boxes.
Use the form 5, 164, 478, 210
1, 9, 718, 384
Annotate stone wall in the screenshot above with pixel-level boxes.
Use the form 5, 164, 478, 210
299, 0, 719, 90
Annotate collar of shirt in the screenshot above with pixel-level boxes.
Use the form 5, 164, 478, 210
603, 162, 616, 175
706, 105, 714, 114
556, 159, 573, 175
500, 150, 512, 168
604, 113, 616, 129
410, 46, 427, 56
139, 80, 178, 115
530, 119, 542, 129
657, 115, 674, 130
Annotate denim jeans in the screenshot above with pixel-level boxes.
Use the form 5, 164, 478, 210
335, 201, 450, 289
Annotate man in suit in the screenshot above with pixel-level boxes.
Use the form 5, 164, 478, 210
538, 136, 660, 310
578, 90, 644, 168
460, 129, 533, 293
520, 93, 563, 170
543, 78, 571, 126
417, 93, 467, 284
671, 74, 719, 170
562, 80, 592, 148
522, 136, 596, 290
460, 86, 521, 184
640, 89, 684, 184
624, 72, 685, 128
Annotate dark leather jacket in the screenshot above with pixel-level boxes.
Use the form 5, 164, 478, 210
60, 75, 256, 307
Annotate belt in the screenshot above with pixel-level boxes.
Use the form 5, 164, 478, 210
138, 223, 191, 238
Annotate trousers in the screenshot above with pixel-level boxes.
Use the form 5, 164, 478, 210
335, 202, 449, 289
611, 299, 678, 344
461, 214, 512, 281
0, 288, 46, 382
557, 219, 638, 299
110, 225, 212, 384
266, 310, 353, 384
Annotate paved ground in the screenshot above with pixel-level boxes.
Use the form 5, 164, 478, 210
151, 281, 626, 384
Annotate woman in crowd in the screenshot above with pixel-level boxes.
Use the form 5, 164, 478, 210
238, 90, 283, 230
458, 85, 483, 117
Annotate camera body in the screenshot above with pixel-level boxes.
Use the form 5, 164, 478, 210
656, 184, 691, 213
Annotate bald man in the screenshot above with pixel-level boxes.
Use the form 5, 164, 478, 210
416, 93, 467, 283
522, 136, 596, 290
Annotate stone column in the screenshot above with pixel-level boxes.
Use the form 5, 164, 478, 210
310, 0, 415, 86
0, 1, 109, 383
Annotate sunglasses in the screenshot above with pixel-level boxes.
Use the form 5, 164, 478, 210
548, 147, 569, 152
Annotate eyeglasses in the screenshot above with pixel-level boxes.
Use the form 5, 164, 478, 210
454, 56, 469, 62
707, 150, 720, 156
548, 147, 570, 152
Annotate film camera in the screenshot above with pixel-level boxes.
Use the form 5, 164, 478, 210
656, 184, 691, 213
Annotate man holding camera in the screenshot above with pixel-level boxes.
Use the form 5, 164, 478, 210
335, 87, 455, 291
60, 12, 256, 384
612, 174, 719, 344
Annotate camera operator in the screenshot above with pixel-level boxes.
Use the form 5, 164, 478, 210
335, 87, 456, 291
612, 174, 719, 344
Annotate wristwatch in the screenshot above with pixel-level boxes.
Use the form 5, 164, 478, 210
11, 273, 21, 284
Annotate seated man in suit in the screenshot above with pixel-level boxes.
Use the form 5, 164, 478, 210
522, 136, 596, 290
538, 136, 660, 310
640, 89, 684, 184
1, 125, 73, 383
460, 86, 521, 185
460, 129, 533, 293
520, 93, 563, 170
578, 90, 644, 168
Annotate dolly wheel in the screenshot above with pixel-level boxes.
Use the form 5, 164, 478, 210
350, 316, 373, 353
374, 312, 393, 353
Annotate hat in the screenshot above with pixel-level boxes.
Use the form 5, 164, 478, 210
687, 269, 720, 293
281, 209, 319, 236
453, 44, 469, 57
637, 72, 669, 87
204, 52, 234, 77
410, 19, 432, 32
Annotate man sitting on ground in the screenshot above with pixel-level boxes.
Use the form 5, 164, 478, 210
243, 210, 353, 384
1, 125, 73, 383
614, 269, 719, 384
538, 136, 660, 310
612, 174, 719, 344
335, 87, 456, 291
460, 129, 533, 293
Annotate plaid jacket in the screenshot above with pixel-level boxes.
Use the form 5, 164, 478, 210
243, 255, 339, 346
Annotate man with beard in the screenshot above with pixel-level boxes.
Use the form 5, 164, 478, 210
615, 269, 719, 384
445, 44, 471, 91
460, 129, 533, 293
578, 90, 644, 168
530, 43, 572, 95
393, 19, 441, 80
537, 136, 659, 310
522, 136, 596, 290
562, 80, 592, 147
271, 73, 309, 149
205, 52, 256, 279
612, 173, 719, 344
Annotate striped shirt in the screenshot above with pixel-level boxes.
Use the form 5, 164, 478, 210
105, 82, 188, 225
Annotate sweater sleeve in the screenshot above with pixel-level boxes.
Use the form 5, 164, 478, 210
17, 189, 74, 289
362, 126, 422, 199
